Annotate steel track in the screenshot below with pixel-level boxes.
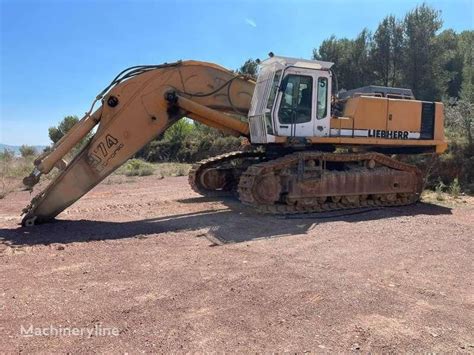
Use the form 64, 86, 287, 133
237, 151, 422, 214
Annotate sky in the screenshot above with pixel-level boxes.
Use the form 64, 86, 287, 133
1, 0, 472, 145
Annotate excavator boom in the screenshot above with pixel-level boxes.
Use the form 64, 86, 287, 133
22, 61, 255, 226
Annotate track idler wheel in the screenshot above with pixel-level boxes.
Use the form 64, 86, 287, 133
200, 168, 228, 191
253, 174, 281, 204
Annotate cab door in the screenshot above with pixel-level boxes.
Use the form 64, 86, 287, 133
274, 69, 315, 137
274, 69, 331, 138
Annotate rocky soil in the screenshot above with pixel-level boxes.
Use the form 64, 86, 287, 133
1, 176, 473, 352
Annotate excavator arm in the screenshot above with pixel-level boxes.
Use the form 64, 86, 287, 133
21, 60, 255, 226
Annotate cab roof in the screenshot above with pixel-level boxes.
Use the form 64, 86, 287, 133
261, 55, 334, 71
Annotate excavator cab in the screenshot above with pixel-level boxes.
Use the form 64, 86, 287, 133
248, 56, 333, 143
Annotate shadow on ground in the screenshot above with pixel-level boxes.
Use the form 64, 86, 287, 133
0, 198, 451, 247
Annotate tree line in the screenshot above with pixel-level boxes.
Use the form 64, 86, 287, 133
312, 4, 472, 104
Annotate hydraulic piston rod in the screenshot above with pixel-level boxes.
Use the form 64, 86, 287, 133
166, 92, 250, 136
23, 108, 102, 189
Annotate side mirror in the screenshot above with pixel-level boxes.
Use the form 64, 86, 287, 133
279, 76, 289, 92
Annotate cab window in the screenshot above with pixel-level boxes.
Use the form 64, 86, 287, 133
278, 75, 313, 124
266, 70, 282, 110
317, 77, 328, 119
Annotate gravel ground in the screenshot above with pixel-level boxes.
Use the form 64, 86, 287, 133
0, 176, 473, 352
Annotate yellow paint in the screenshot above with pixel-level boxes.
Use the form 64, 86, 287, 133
329, 95, 446, 153
342, 96, 388, 130
387, 99, 421, 131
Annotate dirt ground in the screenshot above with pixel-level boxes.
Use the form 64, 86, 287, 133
0, 175, 473, 352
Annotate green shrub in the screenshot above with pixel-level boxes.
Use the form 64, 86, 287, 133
1, 155, 35, 179
19, 145, 37, 158
174, 166, 187, 176
208, 136, 241, 157
119, 159, 155, 176
136, 120, 242, 163
0, 149, 15, 162
449, 178, 461, 198
154, 163, 191, 177
0, 180, 6, 200
435, 180, 446, 201
405, 142, 474, 194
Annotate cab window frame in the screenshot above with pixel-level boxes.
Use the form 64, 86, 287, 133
267, 70, 282, 110
317, 77, 329, 119
278, 74, 314, 125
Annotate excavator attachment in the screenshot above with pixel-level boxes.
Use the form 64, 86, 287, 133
21, 61, 255, 226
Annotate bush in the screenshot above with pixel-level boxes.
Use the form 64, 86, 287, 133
0, 149, 15, 162
19, 145, 37, 158
435, 180, 446, 201
208, 136, 241, 157
449, 178, 461, 198
119, 159, 155, 176
0, 154, 36, 199
153, 163, 191, 177
406, 141, 474, 194
136, 120, 242, 163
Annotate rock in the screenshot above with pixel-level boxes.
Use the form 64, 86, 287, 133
351, 343, 361, 350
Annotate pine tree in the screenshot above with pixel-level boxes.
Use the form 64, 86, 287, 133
402, 4, 443, 100
371, 15, 404, 87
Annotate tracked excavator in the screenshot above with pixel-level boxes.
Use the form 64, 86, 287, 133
21, 55, 447, 226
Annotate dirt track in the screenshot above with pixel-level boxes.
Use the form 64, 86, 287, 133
0, 176, 473, 352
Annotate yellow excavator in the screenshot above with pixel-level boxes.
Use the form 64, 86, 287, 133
21, 55, 447, 226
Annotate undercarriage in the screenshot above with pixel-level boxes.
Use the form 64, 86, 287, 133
189, 150, 423, 214
188, 151, 266, 196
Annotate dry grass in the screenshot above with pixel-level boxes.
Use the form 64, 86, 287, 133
115, 159, 155, 177
113, 159, 191, 178
0, 181, 8, 199
421, 189, 473, 207
0, 154, 61, 199
151, 162, 191, 177
0, 156, 35, 199
1, 156, 35, 179
102, 175, 137, 185
0, 155, 192, 199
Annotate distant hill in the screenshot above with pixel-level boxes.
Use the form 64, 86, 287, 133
0, 143, 48, 156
